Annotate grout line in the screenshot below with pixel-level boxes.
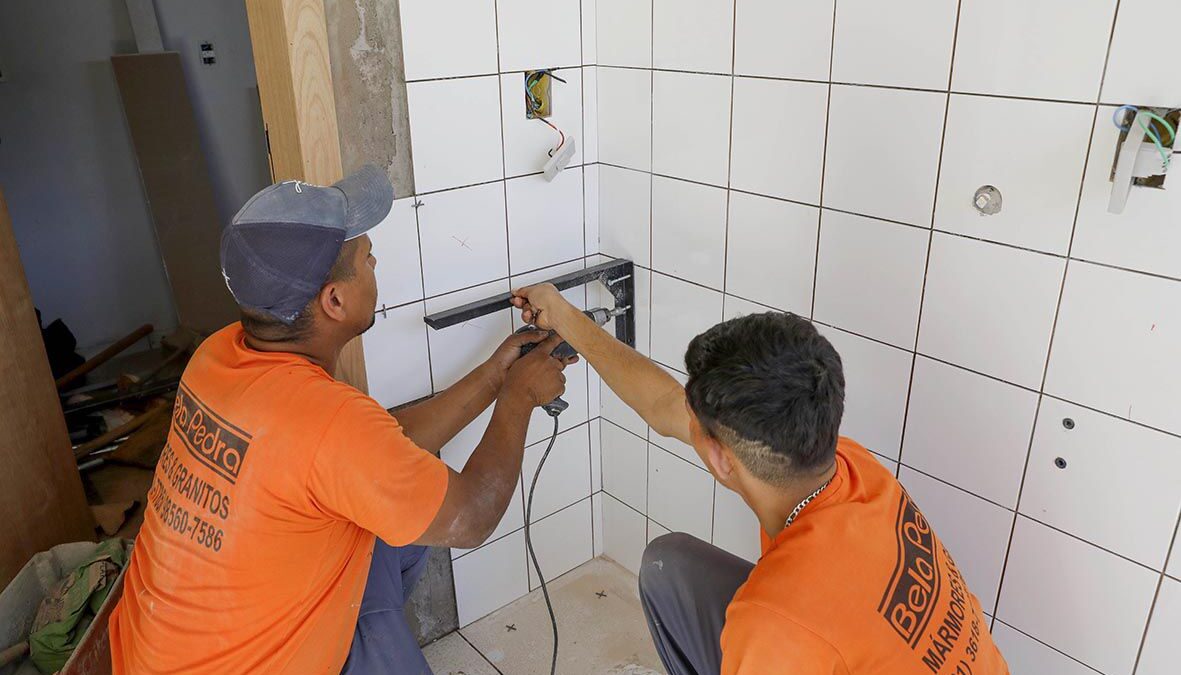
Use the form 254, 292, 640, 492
810, 0, 838, 320
1134, 510, 1181, 673
455, 630, 507, 675
409, 201, 437, 395
991, 619, 1106, 675
896, 0, 962, 474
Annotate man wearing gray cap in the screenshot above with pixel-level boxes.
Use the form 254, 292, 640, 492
110, 166, 570, 674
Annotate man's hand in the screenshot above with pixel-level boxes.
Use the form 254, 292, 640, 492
501, 334, 569, 407
510, 283, 572, 332
485, 329, 549, 380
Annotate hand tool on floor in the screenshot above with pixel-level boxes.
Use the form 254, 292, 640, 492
424, 259, 637, 675
56, 323, 154, 391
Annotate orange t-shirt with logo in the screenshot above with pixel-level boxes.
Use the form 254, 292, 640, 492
721, 439, 1009, 675
109, 324, 449, 674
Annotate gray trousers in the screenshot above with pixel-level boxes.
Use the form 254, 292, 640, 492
639, 533, 756, 675
342, 540, 432, 674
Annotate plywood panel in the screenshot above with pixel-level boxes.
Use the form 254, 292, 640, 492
111, 52, 239, 334
0, 188, 94, 587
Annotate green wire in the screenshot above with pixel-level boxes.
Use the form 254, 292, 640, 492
1140, 111, 1176, 145
1139, 118, 1172, 170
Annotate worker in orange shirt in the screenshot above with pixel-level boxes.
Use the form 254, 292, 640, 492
110, 166, 573, 673
511, 285, 1010, 675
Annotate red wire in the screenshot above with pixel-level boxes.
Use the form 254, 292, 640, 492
538, 117, 565, 156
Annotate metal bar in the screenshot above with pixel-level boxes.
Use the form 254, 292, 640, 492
423, 259, 637, 348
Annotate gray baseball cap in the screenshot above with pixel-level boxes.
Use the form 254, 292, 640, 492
220, 164, 393, 324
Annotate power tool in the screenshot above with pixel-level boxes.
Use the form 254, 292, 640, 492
515, 306, 628, 417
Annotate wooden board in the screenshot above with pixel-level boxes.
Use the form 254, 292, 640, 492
245, 0, 368, 392
111, 52, 240, 335
0, 187, 95, 588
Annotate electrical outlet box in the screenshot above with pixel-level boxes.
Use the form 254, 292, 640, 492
524, 70, 552, 119
200, 42, 217, 66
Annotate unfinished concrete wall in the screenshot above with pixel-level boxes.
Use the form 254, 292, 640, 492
325, 0, 415, 198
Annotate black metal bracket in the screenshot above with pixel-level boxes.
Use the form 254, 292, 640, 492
423, 259, 636, 349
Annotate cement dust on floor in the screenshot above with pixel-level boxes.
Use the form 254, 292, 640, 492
424, 557, 665, 675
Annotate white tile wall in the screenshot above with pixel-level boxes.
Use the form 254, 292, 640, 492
1138, 577, 1181, 675
597, 0, 652, 68
831, 0, 957, 90
598, 166, 651, 265
651, 177, 727, 288
1101, 1, 1181, 107
406, 76, 504, 193
526, 499, 594, 590
362, 302, 432, 410
724, 193, 817, 315
648, 445, 714, 541
369, 198, 424, 309
730, 78, 827, 204
597, 67, 652, 171
506, 171, 584, 273
712, 483, 760, 563
822, 85, 946, 226
952, 0, 1117, 102
424, 280, 512, 389
601, 420, 648, 512
652, 71, 731, 186
453, 530, 528, 627
814, 211, 928, 349
417, 185, 509, 298
399, 0, 498, 81
992, 623, 1100, 675
522, 426, 593, 521
653, 0, 733, 75
601, 493, 647, 575
649, 272, 723, 370
997, 517, 1158, 675
495, 0, 582, 73
733, 0, 832, 81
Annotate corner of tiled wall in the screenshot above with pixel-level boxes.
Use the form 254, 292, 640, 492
594, 1, 1181, 674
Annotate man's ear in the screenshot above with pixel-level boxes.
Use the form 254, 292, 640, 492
318, 283, 348, 323
703, 434, 736, 485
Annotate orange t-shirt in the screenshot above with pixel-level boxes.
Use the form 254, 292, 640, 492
109, 324, 449, 674
721, 439, 1009, 675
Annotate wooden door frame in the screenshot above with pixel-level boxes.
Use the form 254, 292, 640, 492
244, 0, 368, 392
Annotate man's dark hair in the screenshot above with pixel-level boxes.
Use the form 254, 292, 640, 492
684, 312, 845, 485
239, 239, 360, 342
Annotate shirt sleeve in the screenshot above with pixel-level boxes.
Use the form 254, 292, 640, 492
721, 600, 849, 675
306, 394, 450, 546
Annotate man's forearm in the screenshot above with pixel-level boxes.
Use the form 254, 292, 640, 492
547, 303, 692, 443
451, 390, 532, 542
395, 362, 502, 454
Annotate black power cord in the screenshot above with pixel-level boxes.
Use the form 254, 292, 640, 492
524, 413, 561, 675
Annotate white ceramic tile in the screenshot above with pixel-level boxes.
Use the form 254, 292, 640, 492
407, 77, 504, 193
417, 183, 509, 297
400, 0, 498, 80
652, 71, 731, 187
651, 177, 727, 288
362, 302, 432, 410
1072, 107, 1181, 280
1138, 577, 1181, 675
501, 69, 583, 178
506, 171, 584, 274
647, 519, 672, 543
589, 420, 602, 491
952, 0, 1117, 102
730, 78, 827, 204
733, 0, 833, 81
598, 165, 651, 265
648, 445, 714, 541
712, 484, 760, 563
597, 0, 652, 68
998, 517, 1158, 675
527, 499, 594, 590
935, 95, 1094, 255
423, 632, 499, 675
597, 67, 652, 171
602, 493, 647, 575
584, 165, 600, 253
918, 233, 1064, 389
369, 198, 423, 308
814, 211, 928, 349
425, 280, 513, 388
522, 425, 592, 521
1102, 2, 1181, 107
581, 0, 598, 65
817, 326, 913, 460
823, 85, 946, 226
1045, 262, 1181, 436
601, 419, 648, 512
1024, 398, 1181, 569
832, 0, 957, 90
453, 529, 528, 626
992, 623, 1100, 675
591, 492, 604, 556
581, 67, 599, 164
899, 467, 1013, 612
601, 382, 648, 440
902, 357, 1037, 509
725, 193, 817, 315
650, 272, 724, 371
653, 0, 734, 74
496, 0, 581, 72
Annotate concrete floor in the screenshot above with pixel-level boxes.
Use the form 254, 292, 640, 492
424, 557, 665, 675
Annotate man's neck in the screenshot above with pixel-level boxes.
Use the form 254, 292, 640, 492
749, 462, 838, 541
243, 333, 342, 375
